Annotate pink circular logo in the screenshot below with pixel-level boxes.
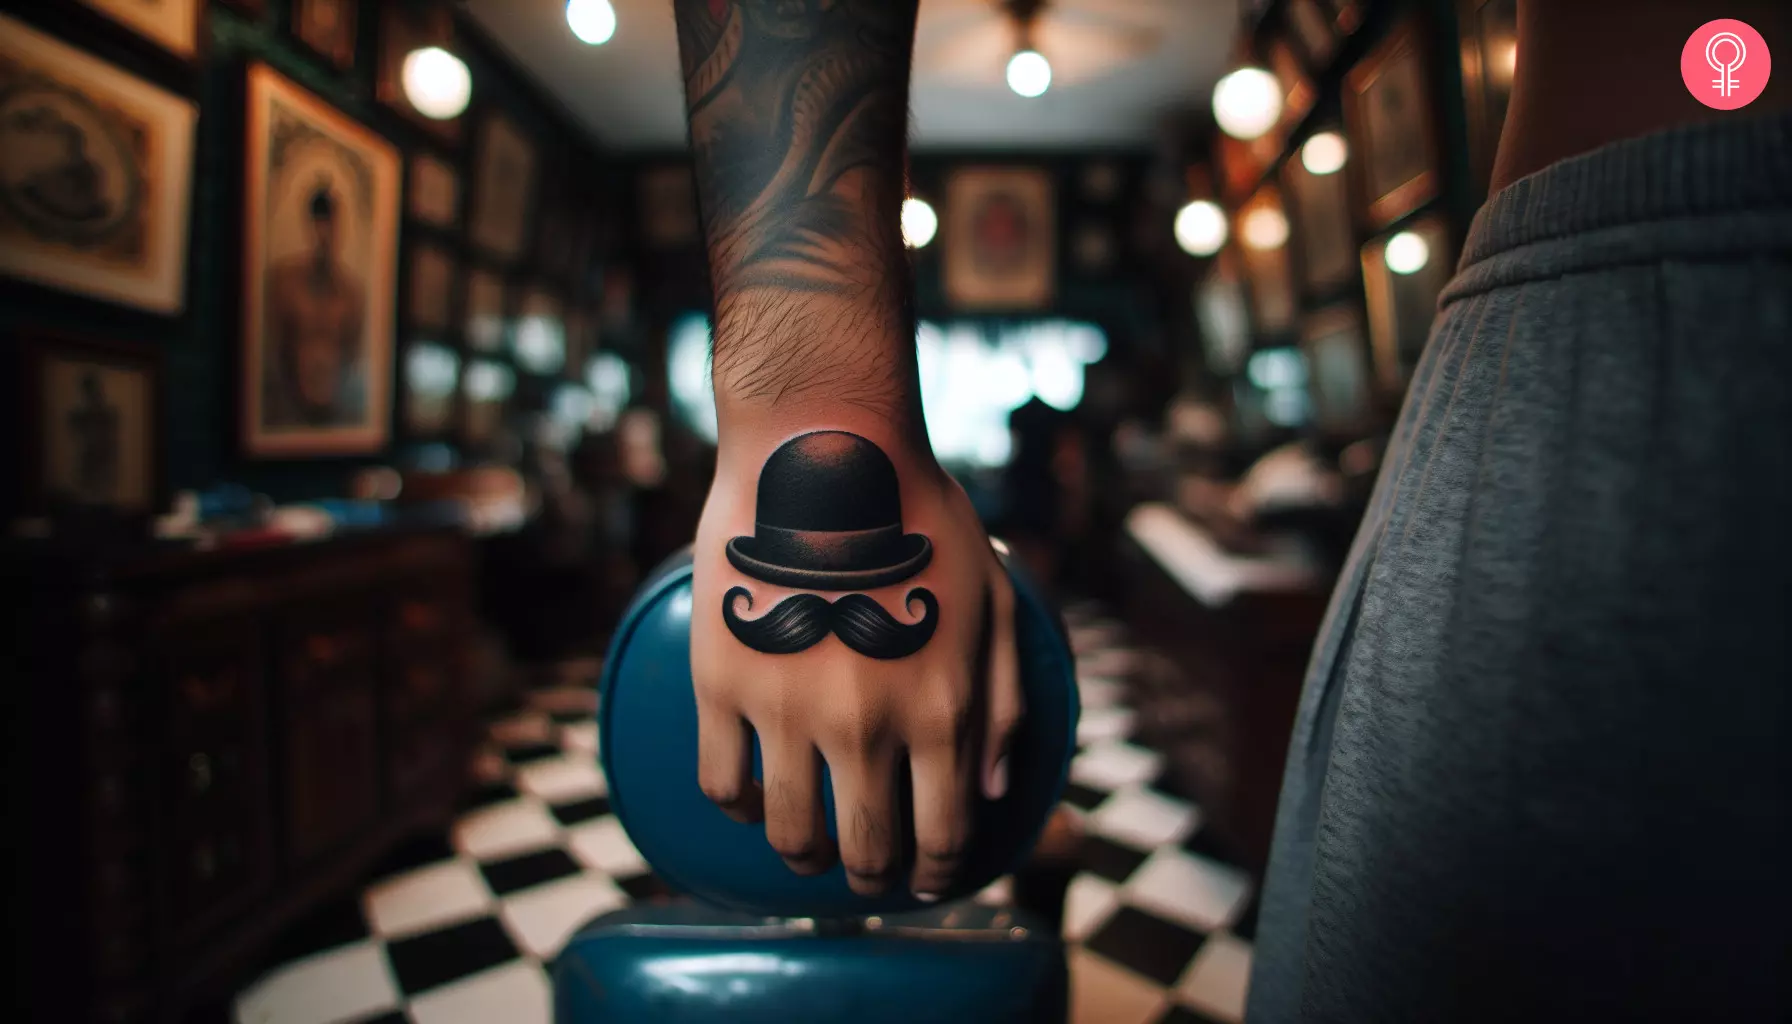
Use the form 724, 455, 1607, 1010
1682, 19, 1771, 110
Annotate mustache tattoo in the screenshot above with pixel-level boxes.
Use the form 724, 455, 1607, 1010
723, 586, 939, 660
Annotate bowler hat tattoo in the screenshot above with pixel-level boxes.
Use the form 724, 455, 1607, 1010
723, 431, 938, 659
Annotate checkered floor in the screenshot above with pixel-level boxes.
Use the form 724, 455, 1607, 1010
232, 604, 1258, 1024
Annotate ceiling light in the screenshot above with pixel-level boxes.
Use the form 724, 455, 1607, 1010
1241, 206, 1289, 250
402, 46, 471, 120
1385, 231, 1431, 274
567, 0, 617, 45
1006, 50, 1052, 98
901, 197, 938, 249
1301, 132, 1348, 175
1174, 199, 1228, 256
1212, 67, 1282, 141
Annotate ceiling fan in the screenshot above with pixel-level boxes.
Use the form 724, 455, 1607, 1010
912, 0, 1172, 94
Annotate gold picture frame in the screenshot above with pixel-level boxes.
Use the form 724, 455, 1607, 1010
1281, 133, 1357, 295
241, 63, 400, 457
1458, 0, 1520, 202
293, 0, 357, 71
943, 166, 1055, 310
1345, 19, 1440, 228
0, 14, 198, 313
376, 5, 461, 145
75, 0, 201, 58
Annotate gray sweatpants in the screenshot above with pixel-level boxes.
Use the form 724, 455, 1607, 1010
1249, 114, 1792, 1022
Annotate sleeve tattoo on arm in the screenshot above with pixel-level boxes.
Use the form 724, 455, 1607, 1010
675, 0, 915, 300
675, 0, 922, 421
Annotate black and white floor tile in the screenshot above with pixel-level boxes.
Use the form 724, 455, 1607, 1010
232, 605, 1255, 1024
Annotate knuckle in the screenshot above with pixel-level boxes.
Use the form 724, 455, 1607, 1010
769, 833, 822, 862
917, 835, 967, 865
699, 777, 744, 807
843, 851, 894, 879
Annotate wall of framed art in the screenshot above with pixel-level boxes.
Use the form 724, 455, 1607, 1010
1190, 0, 1505, 431
0, 0, 623, 511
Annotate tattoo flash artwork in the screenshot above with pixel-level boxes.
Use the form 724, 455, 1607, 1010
723, 431, 938, 660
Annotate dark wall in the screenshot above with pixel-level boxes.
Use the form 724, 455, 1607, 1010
1, 1, 613, 504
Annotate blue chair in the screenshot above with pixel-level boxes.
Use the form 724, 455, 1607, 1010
553, 548, 1081, 1023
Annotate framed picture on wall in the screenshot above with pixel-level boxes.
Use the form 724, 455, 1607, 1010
402, 339, 459, 437
293, 0, 357, 71
468, 111, 538, 264
943, 166, 1055, 310
407, 152, 460, 228
1301, 305, 1373, 433
1345, 19, 1440, 228
377, 5, 461, 144
1459, 0, 1520, 201
1361, 214, 1452, 396
1281, 135, 1357, 295
405, 241, 457, 333
241, 62, 400, 457
1195, 248, 1252, 378
74, 0, 201, 58
0, 15, 198, 314
464, 266, 508, 353
14, 332, 161, 518
1236, 185, 1298, 336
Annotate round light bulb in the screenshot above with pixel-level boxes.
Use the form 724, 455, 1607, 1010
1174, 199, 1228, 257
567, 0, 617, 45
901, 197, 938, 249
1385, 231, 1431, 274
1212, 67, 1282, 141
1301, 131, 1348, 175
1006, 50, 1052, 98
402, 46, 471, 120
1241, 206, 1290, 250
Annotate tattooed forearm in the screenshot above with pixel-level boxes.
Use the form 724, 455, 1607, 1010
673, 0, 922, 426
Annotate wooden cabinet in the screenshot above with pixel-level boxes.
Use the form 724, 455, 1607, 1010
8, 528, 480, 1024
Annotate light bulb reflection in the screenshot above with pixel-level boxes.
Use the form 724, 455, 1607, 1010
1301, 132, 1348, 175
1385, 231, 1430, 274
1174, 200, 1228, 256
567, 0, 617, 45
1241, 206, 1289, 250
1212, 67, 1282, 140
1006, 50, 1052, 98
402, 47, 471, 120
901, 197, 938, 248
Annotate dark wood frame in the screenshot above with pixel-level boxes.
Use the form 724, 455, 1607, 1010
1361, 214, 1452, 397
467, 105, 541, 265
12, 331, 165, 521
406, 150, 464, 228
1283, 0, 1338, 74
1344, 18, 1441, 229
291, 0, 359, 72
1299, 303, 1374, 435
1279, 130, 1358, 298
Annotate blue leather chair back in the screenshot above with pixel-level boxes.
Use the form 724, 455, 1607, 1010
598, 548, 1078, 917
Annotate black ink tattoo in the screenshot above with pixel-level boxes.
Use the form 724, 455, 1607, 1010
724, 587, 938, 659
672, 0, 922, 429
721, 430, 938, 659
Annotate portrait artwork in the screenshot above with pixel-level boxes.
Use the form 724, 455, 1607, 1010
407, 152, 460, 228
242, 63, 399, 457
0, 14, 197, 314
468, 111, 538, 264
293, 0, 357, 71
17, 333, 160, 517
944, 167, 1055, 310
1346, 20, 1440, 227
406, 241, 457, 333
75, 0, 200, 58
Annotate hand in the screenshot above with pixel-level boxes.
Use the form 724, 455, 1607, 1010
690, 434, 1022, 899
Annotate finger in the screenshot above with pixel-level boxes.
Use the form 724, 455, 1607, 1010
907, 730, 971, 900
696, 693, 762, 823
760, 735, 836, 876
982, 564, 1023, 801
824, 745, 901, 896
